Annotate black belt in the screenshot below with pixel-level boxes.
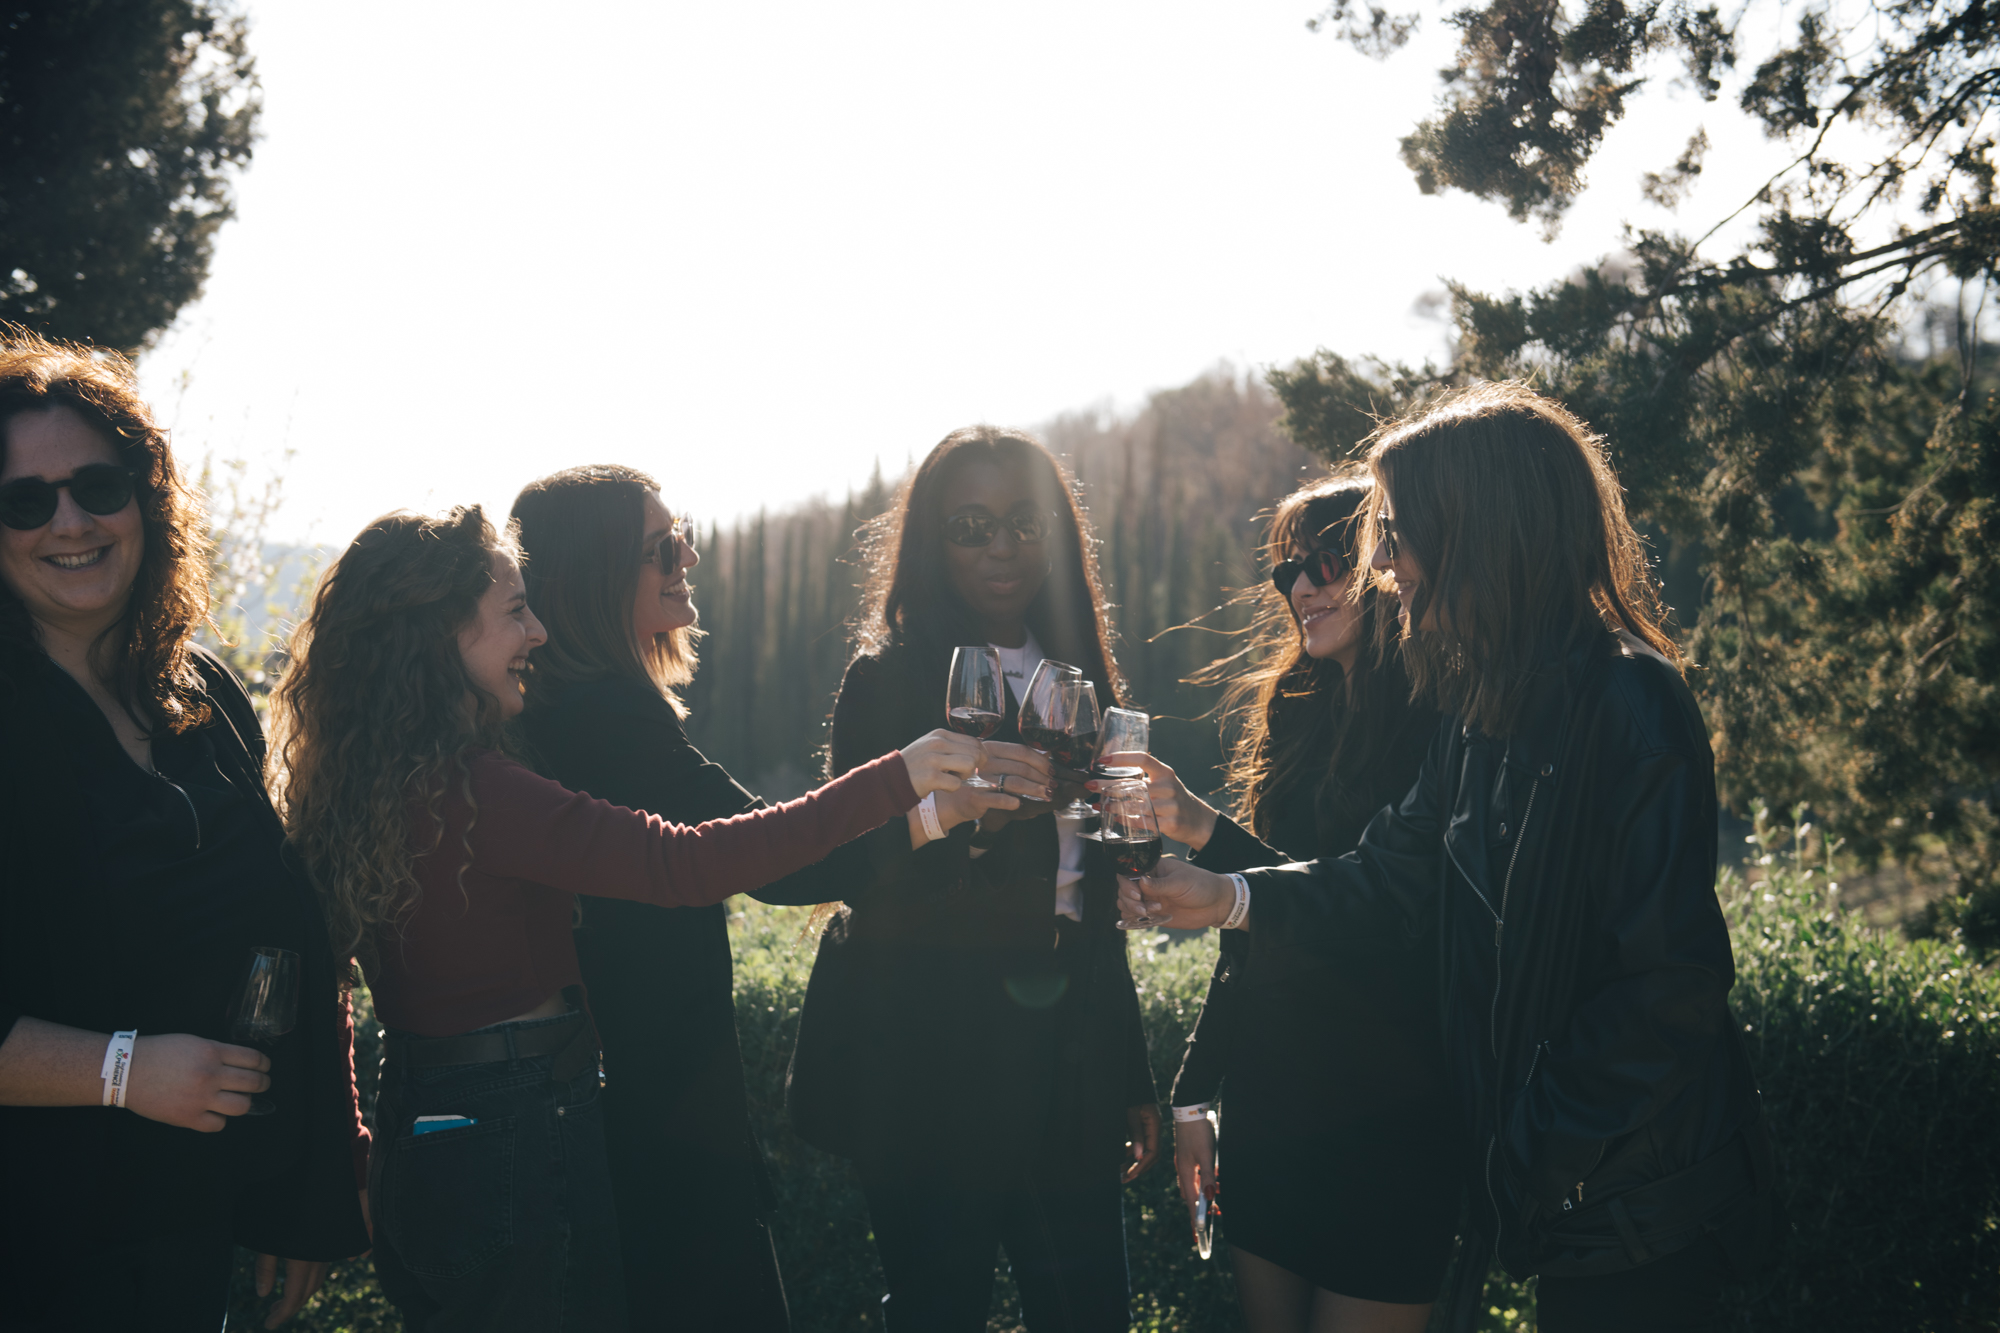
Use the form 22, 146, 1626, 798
383, 1008, 598, 1082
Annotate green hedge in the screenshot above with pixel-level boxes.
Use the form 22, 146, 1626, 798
229, 817, 2000, 1330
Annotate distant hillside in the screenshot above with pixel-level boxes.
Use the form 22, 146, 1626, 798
682, 366, 1326, 802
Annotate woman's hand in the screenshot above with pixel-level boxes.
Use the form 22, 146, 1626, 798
1123, 1103, 1162, 1183
251, 1253, 330, 1328
899, 729, 988, 797
1116, 857, 1238, 931
968, 742, 1061, 834
1175, 1111, 1217, 1236
1093, 752, 1219, 850
124, 1033, 271, 1132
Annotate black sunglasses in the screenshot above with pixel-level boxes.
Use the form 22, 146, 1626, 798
0, 464, 138, 531
942, 508, 1052, 548
1271, 547, 1346, 596
1377, 511, 1401, 561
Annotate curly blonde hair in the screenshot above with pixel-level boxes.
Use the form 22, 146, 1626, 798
268, 506, 515, 973
0, 326, 212, 733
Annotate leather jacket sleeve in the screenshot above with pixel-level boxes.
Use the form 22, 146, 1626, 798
1236, 715, 1454, 966
1504, 738, 1735, 1209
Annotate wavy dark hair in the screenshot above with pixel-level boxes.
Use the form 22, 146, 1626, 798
269, 506, 515, 973
1194, 469, 1418, 841
1357, 381, 1677, 737
854, 424, 1125, 708
511, 463, 700, 718
0, 326, 210, 733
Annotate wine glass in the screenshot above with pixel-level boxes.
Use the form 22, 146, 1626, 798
1103, 785, 1169, 930
230, 945, 299, 1116
1056, 680, 1102, 818
945, 646, 1005, 787
1017, 659, 1082, 764
1094, 706, 1150, 781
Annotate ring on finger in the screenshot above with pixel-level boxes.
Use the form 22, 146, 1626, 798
997, 774, 1007, 792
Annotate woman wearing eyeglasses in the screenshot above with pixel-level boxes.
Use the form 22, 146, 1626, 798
505, 465, 1036, 1332
788, 426, 1160, 1332
1099, 472, 1457, 1332
0, 331, 370, 1331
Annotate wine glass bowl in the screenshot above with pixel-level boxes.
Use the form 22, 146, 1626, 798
1094, 707, 1150, 777
230, 945, 300, 1116
946, 647, 1006, 787
1102, 786, 1169, 930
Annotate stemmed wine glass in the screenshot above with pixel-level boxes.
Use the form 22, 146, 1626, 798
1057, 680, 1102, 818
1017, 659, 1081, 767
230, 945, 299, 1116
1103, 784, 1169, 930
945, 646, 1005, 788
1094, 706, 1150, 781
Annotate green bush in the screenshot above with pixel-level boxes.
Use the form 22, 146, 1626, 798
228, 823, 2000, 1330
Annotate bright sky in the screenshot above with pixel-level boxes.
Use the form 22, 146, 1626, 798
139, 0, 1801, 547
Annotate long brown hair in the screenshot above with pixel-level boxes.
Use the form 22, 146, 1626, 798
854, 425, 1125, 706
1197, 470, 1418, 841
0, 326, 211, 733
511, 464, 700, 717
269, 506, 515, 972
1357, 381, 1677, 737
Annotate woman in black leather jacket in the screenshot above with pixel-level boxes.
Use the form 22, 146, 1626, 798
1124, 384, 1775, 1333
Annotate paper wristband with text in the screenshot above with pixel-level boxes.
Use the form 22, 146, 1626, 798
918, 792, 946, 843
101, 1030, 137, 1108
1171, 1103, 1212, 1124
1222, 874, 1250, 931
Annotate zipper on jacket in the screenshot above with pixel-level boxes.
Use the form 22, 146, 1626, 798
1489, 777, 1539, 1058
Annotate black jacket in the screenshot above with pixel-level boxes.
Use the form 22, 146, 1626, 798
786, 644, 1156, 1187
0, 645, 369, 1261
1242, 632, 1774, 1283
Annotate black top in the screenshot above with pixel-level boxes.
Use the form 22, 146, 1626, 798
1170, 697, 1448, 1132
520, 675, 869, 1224
786, 643, 1156, 1189
0, 645, 369, 1260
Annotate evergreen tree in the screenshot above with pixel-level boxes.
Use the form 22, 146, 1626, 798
1, 0, 260, 351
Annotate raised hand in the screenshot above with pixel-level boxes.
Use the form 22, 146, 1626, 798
1093, 752, 1219, 850
1115, 856, 1237, 931
899, 729, 989, 797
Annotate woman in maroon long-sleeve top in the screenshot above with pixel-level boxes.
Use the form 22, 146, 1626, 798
267, 505, 993, 1333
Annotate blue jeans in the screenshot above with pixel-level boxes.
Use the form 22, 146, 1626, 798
370, 1012, 627, 1333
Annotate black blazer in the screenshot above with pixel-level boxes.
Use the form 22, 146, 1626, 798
786, 642, 1156, 1188
0, 644, 369, 1261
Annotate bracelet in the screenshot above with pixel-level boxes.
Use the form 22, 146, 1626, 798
1170, 1103, 1212, 1123
917, 792, 946, 843
101, 1030, 137, 1108
1221, 875, 1250, 931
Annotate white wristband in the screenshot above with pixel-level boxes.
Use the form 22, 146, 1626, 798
1171, 1103, 1212, 1123
1221, 874, 1250, 931
917, 792, 945, 843
101, 1030, 137, 1108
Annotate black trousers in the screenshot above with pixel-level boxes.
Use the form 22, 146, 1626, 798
1535, 1234, 1730, 1333
862, 1174, 1130, 1333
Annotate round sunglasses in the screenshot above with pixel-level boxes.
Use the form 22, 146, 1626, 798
942, 508, 1052, 548
0, 463, 138, 531
1270, 547, 1347, 596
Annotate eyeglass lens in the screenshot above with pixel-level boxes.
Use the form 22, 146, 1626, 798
0, 464, 136, 531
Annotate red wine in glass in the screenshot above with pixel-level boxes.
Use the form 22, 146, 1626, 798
947, 706, 1002, 739
1105, 833, 1162, 877
1019, 725, 1095, 771
946, 647, 1006, 787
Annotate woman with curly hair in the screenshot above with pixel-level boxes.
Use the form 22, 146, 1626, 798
787, 425, 1160, 1332
0, 329, 370, 1332
1104, 471, 1457, 1332
269, 504, 993, 1333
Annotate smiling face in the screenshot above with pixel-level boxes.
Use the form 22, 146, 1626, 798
631, 490, 699, 648
939, 458, 1052, 646
1287, 546, 1362, 670
457, 552, 547, 720
0, 405, 146, 646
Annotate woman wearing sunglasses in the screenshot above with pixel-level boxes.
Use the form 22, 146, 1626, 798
0, 331, 370, 1331
787, 425, 1160, 1332
1100, 472, 1456, 1333
268, 502, 986, 1333
505, 465, 1032, 1332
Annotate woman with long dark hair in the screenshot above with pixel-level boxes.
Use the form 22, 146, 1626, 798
788, 425, 1161, 1331
0, 330, 368, 1331
507, 464, 1041, 1332
1126, 384, 1775, 1333
269, 504, 989, 1332
1103, 471, 1457, 1332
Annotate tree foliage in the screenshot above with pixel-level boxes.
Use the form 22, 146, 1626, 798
0, 0, 260, 352
1280, 0, 2000, 932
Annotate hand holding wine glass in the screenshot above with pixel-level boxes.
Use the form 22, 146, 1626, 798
1115, 856, 1238, 931
945, 647, 1005, 788
1102, 785, 1168, 930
